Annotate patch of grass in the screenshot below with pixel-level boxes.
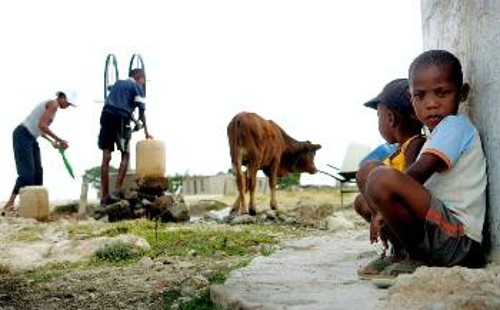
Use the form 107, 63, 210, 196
148, 226, 282, 258
66, 220, 146, 239
164, 265, 244, 310
163, 288, 182, 309
0, 263, 10, 274
98, 225, 130, 237
10, 226, 44, 242
24, 261, 86, 282
64, 219, 292, 266
52, 203, 78, 214
27, 270, 59, 282
178, 290, 216, 310
208, 261, 247, 284
92, 242, 144, 263
218, 187, 354, 211
67, 223, 103, 239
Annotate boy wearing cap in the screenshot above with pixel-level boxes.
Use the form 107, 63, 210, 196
354, 78, 425, 279
364, 50, 487, 279
2, 91, 76, 215
98, 68, 152, 205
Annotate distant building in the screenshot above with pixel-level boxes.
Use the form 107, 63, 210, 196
182, 172, 268, 196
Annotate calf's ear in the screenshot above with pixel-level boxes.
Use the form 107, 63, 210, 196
308, 143, 321, 151
299, 143, 321, 153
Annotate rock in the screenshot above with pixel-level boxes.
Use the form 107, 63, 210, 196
181, 275, 209, 297
206, 207, 232, 222
94, 200, 133, 222
322, 214, 355, 231
114, 234, 151, 252
154, 195, 175, 208
147, 195, 190, 222
295, 204, 334, 227
42, 227, 69, 243
168, 203, 190, 222
386, 265, 500, 309
230, 214, 256, 225
137, 177, 169, 196
139, 257, 154, 269
188, 199, 228, 216
123, 190, 138, 200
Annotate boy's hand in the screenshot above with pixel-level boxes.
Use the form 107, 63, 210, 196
132, 119, 144, 132
53, 140, 69, 150
370, 212, 385, 245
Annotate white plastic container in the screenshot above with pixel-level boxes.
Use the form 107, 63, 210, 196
18, 186, 49, 221
136, 139, 166, 178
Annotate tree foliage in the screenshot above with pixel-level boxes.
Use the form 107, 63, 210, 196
168, 174, 184, 193
278, 171, 301, 189
83, 165, 117, 190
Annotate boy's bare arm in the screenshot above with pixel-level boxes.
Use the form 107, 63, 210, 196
38, 101, 68, 149
404, 136, 426, 165
405, 153, 447, 184
138, 109, 152, 139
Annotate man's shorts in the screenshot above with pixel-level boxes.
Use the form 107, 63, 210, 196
418, 195, 483, 267
98, 110, 131, 153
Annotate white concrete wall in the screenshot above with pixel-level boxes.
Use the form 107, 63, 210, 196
421, 0, 500, 258
182, 174, 268, 196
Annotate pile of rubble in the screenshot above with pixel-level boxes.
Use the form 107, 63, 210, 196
93, 177, 190, 223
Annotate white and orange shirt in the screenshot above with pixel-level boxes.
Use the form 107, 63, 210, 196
420, 114, 487, 243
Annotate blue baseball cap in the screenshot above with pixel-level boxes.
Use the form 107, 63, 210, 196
363, 78, 414, 114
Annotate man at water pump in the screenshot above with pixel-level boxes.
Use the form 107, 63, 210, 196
98, 68, 152, 206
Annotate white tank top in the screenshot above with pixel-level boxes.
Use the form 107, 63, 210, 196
22, 100, 57, 138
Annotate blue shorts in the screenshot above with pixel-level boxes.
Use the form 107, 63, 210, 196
418, 195, 483, 267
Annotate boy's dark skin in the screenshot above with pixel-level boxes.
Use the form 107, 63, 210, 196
100, 71, 152, 203
2, 93, 72, 213
364, 63, 470, 261
355, 103, 424, 247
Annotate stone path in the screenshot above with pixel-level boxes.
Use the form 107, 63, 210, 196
211, 230, 387, 310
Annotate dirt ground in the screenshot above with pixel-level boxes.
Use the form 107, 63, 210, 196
0, 255, 241, 309
0, 188, 354, 310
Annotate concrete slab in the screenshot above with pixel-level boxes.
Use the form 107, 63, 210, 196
211, 230, 387, 310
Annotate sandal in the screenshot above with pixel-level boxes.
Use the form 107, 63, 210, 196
357, 255, 395, 280
374, 258, 424, 279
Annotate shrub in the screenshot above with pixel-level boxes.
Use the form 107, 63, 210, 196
92, 242, 142, 262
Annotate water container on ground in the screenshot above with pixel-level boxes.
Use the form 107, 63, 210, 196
18, 186, 49, 221
136, 139, 166, 178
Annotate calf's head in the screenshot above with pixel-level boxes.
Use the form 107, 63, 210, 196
282, 141, 322, 174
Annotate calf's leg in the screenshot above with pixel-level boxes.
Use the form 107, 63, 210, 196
269, 161, 279, 210
247, 165, 259, 215
232, 162, 246, 214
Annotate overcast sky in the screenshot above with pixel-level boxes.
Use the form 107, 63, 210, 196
0, 0, 422, 201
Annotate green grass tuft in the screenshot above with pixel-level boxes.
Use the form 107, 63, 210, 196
92, 242, 144, 263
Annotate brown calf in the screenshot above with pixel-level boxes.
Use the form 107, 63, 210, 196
227, 112, 321, 215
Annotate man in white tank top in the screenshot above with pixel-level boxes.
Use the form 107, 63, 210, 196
1, 91, 76, 215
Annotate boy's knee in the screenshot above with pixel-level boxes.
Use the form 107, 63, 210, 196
357, 160, 383, 189
365, 166, 398, 203
102, 152, 112, 164
353, 194, 364, 214
120, 152, 130, 161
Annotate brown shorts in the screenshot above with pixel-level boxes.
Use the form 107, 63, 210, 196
418, 195, 484, 267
